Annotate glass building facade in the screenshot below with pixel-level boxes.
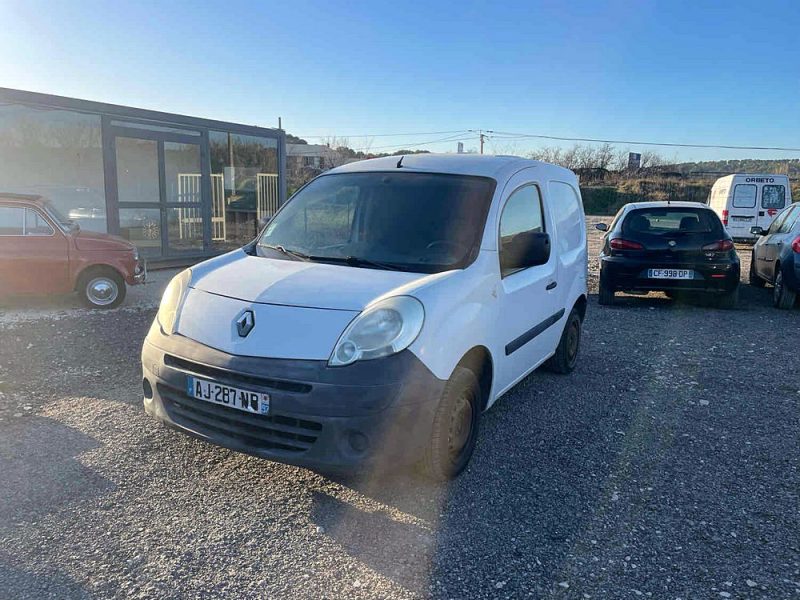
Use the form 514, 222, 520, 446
0, 88, 286, 261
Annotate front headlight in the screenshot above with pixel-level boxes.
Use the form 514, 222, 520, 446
329, 296, 424, 367
157, 269, 191, 335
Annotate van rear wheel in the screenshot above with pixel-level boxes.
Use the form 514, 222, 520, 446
420, 366, 481, 481
545, 309, 582, 374
773, 271, 796, 309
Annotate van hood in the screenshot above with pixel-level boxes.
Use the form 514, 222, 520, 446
190, 250, 433, 311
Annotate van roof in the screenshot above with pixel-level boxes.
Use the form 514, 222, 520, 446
714, 173, 790, 181
327, 153, 576, 182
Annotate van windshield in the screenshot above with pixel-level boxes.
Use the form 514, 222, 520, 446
256, 172, 496, 273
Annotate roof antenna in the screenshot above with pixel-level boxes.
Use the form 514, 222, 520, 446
396, 155, 405, 168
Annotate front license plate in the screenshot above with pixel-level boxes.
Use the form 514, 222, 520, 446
186, 376, 270, 415
647, 268, 693, 280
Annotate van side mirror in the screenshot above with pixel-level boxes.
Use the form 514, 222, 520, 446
595, 222, 609, 232
501, 231, 551, 271
750, 226, 765, 236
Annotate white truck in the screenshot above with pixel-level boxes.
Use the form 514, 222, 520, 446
707, 174, 792, 241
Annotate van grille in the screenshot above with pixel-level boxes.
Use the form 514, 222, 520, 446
157, 384, 322, 454
164, 354, 312, 394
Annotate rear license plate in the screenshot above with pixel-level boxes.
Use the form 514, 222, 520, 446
731, 216, 753, 222
186, 376, 270, 415
647, 268, 693, 279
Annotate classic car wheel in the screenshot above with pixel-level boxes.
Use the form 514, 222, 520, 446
79, 269, 126, 309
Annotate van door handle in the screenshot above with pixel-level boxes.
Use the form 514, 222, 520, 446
546, 281, 557, 290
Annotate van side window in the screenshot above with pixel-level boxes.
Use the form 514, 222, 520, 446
762, 185, 786, 210
499, 185, 544, 277
732, 184, 756, 208
548, 181, 583, 253
25, 209, 54, 236
0, 206, 25, 235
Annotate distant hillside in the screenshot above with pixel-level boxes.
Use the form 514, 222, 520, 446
668, 159, 800, 178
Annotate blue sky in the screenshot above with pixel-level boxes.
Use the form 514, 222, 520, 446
1, 0, 799, 162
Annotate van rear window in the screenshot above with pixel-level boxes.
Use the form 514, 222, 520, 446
732, 184, 757, 208
762, 184, 786, 210
622, 208, 722, 235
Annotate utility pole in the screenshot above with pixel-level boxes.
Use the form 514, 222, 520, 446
479, 131, 485, 155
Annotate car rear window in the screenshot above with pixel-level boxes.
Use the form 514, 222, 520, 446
622, 208, 722, 236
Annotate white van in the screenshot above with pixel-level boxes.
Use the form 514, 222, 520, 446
708, 174, 792, 241
141, 155, 588, 480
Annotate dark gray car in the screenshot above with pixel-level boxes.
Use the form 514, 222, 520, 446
750, 203, 800, 308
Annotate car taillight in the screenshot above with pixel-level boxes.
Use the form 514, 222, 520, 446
792, 235, 800, 254
722, 209, 729, 226
702, 239, 734, 251
610, 238, 644, 250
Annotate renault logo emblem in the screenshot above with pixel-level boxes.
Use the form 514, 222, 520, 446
668, 240, 677, 247
236, 310, 255, 338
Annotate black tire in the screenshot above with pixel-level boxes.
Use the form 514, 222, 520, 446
598, 274, 615, 306
715, 286, 739, 310
545, 309, 582, 374
749, 255, 765, 288
773, 270, 797, 310
78, 268, 126, 309
420, 366, 481, 481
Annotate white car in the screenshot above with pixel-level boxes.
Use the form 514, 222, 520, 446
141, 154, 588, 479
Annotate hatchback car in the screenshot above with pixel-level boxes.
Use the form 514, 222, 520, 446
749, 202, 800, 309
142, 155, 588, 480
596, 201, 740, 308
0, 194, 146, 308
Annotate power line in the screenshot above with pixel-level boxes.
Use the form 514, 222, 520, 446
350, 131, 475, 152
486, 130, 800, 153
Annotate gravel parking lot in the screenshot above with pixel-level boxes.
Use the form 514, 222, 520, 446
1, 223, 799, 599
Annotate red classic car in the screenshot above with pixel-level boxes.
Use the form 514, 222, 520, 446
0, 194, 146, 308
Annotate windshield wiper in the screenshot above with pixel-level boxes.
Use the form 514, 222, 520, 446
260, 244, 310, 261
261, 245, 409, 271
308, 255, 410, 271
342, 256, 409, 271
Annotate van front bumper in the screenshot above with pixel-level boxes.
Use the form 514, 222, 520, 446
141, 328, 445, 472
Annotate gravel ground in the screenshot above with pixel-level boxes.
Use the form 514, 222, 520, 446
1, 225, 799, 599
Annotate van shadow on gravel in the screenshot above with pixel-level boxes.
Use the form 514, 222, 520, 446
0, 561, 90, 600
309, 339, 640, 597
0, 415, 115, 526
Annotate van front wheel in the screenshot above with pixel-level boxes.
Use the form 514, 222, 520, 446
420, 366, 481, 481
545, 309, 582, 374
